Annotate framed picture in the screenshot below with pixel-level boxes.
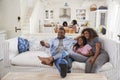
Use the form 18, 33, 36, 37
76, 9, 86, 21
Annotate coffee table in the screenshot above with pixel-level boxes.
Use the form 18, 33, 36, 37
1, 72, 107, 80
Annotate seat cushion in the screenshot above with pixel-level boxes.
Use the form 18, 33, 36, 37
11, 51, 51, 68
99, 62, 113, 72
72, 61, 113, 72
11, 51, 113, 72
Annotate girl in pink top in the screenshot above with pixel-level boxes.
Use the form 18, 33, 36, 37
73, 36, 93, 57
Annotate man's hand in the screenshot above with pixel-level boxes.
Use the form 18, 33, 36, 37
40, 40, 50, 48
40, 41, 45, 46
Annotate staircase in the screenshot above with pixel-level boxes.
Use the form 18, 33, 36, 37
21, 8, 33, 34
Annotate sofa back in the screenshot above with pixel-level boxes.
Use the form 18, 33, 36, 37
6, 33, 79, 59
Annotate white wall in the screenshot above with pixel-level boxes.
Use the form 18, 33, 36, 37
30, 0, 44, 33
0, 0, 21, 38
20, 0, 37, 21
0, 2, 2, 30
0, 0, 38, 38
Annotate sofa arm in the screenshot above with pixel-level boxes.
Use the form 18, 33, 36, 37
2, 41, 10, 67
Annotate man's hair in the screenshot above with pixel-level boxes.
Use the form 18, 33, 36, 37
59, 27, 66, 33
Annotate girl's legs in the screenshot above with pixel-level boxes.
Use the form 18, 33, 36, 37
69, 52, 89, 62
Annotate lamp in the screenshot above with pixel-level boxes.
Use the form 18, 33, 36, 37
64, 2, 68, 7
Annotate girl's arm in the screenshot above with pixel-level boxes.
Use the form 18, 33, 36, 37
81, 50, 94, 57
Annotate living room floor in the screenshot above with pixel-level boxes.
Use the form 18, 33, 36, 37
0, 60, 9, 80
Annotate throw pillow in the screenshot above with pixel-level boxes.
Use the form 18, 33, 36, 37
18, 37, 29, 53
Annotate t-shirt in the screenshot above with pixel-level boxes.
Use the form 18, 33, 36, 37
56, 39, 64, 54
76, 44, 92, 55
87, 37, 101, 53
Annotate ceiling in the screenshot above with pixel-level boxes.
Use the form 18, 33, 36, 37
40, 0, 107, 7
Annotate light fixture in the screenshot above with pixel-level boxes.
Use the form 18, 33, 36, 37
64, 2, 68, 7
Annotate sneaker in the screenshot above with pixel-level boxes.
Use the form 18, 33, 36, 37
59, 59, 68, 78
67, 70, 71, 73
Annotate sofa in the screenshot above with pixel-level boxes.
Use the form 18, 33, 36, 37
2, 33, 120, 80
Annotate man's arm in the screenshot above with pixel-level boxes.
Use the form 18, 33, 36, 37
40, 41, 50, 48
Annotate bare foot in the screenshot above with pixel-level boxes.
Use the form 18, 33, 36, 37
38, 56, 53, 66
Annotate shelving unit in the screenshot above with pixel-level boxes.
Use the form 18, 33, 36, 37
45, 10, 54, 20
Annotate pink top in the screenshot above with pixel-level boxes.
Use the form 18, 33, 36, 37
76, 44, 92, 55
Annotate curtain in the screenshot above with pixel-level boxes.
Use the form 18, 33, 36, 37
106, 1, 120, 40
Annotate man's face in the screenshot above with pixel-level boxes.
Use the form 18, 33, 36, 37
57, 30, 65, 39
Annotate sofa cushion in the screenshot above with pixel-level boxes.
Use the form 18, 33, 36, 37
18, 37, 29, 53
11, 51, 51, 68
99, 62, 113, 72
72, 61, 113, 72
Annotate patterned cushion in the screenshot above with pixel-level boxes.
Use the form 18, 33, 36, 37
18, 37, 29, 53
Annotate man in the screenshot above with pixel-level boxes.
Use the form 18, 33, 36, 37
38, 27, 75, 78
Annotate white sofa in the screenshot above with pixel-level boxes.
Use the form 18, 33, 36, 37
2, 33, 120, 80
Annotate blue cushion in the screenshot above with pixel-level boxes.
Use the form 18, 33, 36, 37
18, 37, 29, 53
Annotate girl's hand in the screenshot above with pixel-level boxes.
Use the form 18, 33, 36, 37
89, 57, 96, 64
76, 50, 81, 54
88, 50, 94, 56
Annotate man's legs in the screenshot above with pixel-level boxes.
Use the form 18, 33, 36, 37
54, 50, 73, 78
62, 50, 73, 73
64, 56, 73, 73
38, 56, 54, 66
54, 58, 68, 78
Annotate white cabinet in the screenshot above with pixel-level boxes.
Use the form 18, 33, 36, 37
45, 10, 54, 20
96, 10, 107, 29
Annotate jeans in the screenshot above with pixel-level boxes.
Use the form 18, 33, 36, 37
54, 51, 73, 72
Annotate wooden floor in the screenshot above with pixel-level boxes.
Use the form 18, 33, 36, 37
1, 72, 107, 80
